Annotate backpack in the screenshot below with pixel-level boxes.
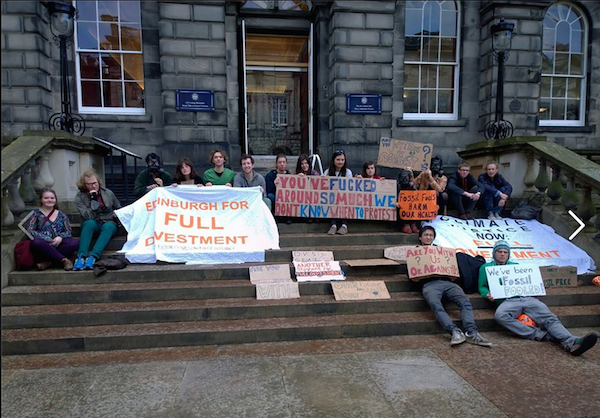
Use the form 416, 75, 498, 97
510, 193, 544, 220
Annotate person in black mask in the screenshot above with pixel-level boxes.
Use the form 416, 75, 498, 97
396, 167, 419, 234
134, 153, 173, 198
414, 156, 449, 215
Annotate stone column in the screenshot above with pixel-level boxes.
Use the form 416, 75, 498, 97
7, 180, 26, 216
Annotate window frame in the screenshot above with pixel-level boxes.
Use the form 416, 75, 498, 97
73, 0, 146, 115
403, 0, 461, 120
539, 2, 588, 127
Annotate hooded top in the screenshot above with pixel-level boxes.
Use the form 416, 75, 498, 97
492, 240, 511, 264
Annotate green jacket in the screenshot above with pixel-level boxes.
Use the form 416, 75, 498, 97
75, 187, 121, 223
478, 260, 518, 302
203, 168, 236, 186
134, 169, 173, 197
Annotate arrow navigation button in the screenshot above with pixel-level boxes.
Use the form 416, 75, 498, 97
568, 210, 585, 241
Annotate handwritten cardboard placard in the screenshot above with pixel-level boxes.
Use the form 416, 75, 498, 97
292, 251, 335, 262
406, 246, 459, 281
332, 281, 391, 300
275, 175, 397, 221
398, 191, 439, 220
377, 138, 433, 171
384, 246, 415, 262
485, 264, 545, 299
539, 265, 577, 288
256, 282, 300, 300
293, 260, 345, 282
249, 264, 291, 284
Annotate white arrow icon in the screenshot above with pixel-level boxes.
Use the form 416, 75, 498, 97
568, 210, 585, 241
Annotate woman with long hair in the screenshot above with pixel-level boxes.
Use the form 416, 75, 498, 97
324, 149, 352, 235
28, 188, 79, 271
295, 154, 319, 176
172, 157, 205, 186
358, 161, 383, 179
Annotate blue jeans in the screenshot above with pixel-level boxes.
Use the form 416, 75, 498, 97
495, 297, 577, 351
482, 187, 509, 214
422, 279, 478, 334
449, 186, 479, 215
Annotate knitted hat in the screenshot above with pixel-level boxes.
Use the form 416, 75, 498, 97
493, 240, 511, 262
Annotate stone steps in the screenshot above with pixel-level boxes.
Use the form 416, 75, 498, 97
2, 305, 598, 356
2, 287, 599, 330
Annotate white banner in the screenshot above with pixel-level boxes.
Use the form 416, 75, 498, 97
486, 264, 546, 299
293, 260, 345, 282
423, 216, 595, 274
115, 186, 279, 264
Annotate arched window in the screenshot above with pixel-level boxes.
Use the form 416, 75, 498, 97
403, 1, 460, 120
540, 2, 587, 126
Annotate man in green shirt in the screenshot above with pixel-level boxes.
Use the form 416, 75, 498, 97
204, 149, 236, 186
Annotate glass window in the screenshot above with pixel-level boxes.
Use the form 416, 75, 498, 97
539, 2, 587, 126
403, 1, 459, 120
75, 1, 145, 114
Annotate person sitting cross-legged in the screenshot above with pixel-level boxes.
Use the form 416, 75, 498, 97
477, 160, 512, 220
479, 240, 597, 356
416, 226, 493, 347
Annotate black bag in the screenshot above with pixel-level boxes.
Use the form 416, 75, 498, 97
511, 193, 544, 220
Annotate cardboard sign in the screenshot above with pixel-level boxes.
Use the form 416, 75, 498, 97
274, 175, 397, 221
292, 251, 334, 262
293, 260, 345, 282
344, 259, 400, 267
485, 264, 546, 299
406, 246, 459, 281
249, 264, 291, 284
377, 138, 433, 171
384, 246, 414, 262
539, 265, 578, 288
256, 282, 300, 300
332, 281, 391, 300
397, 191, 439, 220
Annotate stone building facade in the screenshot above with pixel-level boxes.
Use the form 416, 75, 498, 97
2, 1, 598, 175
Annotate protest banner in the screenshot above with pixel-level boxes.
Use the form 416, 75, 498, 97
249, 264, 292, 284
539, 265, 578, 288
256, 282, 300, 300
377, 138, 433, 170
422, 216, 596, 274
274, 175, 397, 221
406, 246, 459, 281
344, 259, 400, 267
384, 245, 414, 262
332, 281, 391, 300
293, 260, 345, 282
292, 251, 334, 262
115, 186, 279, 264
485, 264, 545, 299
397, 190, 439, 220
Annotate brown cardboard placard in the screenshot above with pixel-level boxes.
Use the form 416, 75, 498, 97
344, 259, 400, 267
249, 264, 291, 284
377, 138, 433, 171
539, 265, 578, 288
397, 190, 439, 220
332, 281, 391, 300
406, 246, 459, 281
384, 245, 415, 262
292, 251, 334, 262
256, 282, 300, 300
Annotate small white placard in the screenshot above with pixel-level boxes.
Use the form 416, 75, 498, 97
485, 264, 546, 299
292, 251, 334, 262
293, 260, 345, 282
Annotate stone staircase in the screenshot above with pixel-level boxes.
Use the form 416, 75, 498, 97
2, 220, 600, 356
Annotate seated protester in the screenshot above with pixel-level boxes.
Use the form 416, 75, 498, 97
478, 160, 512, 220
74, 170, 122, 271
28, 188, 78, 271
479, 240, 597, 356
414, 156, 448, 215
233, 154, 272, 211
446, 161, 484, 220
265, 153, 290, 212
417, 226, 492, 347
396, 167, 419, 234
324, 149, 352, 235
296, 154, 319, 176
357, 161, 383, 179
204, 149, 236, 186
134, 153, 172, 198
172, 157, 205, 186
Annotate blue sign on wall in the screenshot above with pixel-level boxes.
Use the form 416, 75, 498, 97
346, 94, 382, 114
175, 90, 215, 112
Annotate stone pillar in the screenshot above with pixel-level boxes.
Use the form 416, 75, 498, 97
18, 165, 37, 204
7, 180, 26, 216
1, 188, 15, 227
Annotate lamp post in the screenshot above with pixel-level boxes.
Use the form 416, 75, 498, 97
484, 18, 515, 140
43, 1, 85, 135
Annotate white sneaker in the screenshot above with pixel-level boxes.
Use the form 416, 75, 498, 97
327, 225, 337, 235
488, 212, 496, 220
495, 213, 503, 219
